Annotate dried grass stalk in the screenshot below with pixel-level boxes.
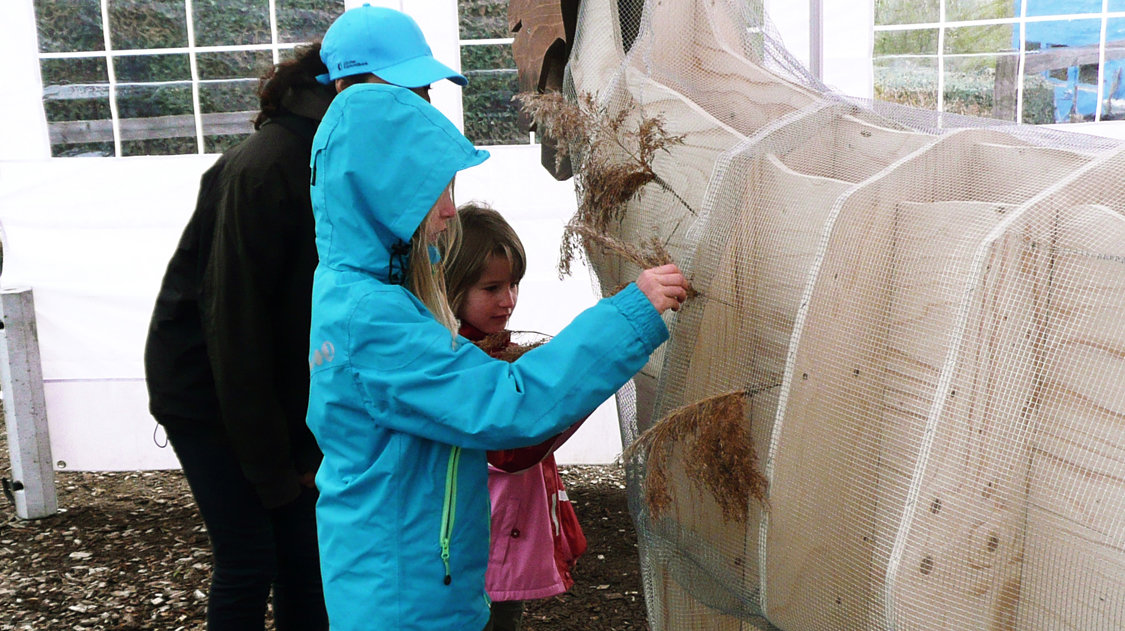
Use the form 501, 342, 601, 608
576, 226, 700, 300
515, 92, 690, 278
623, 390, 767, 522
474, 331, 548, 362
573, 225, 674, 270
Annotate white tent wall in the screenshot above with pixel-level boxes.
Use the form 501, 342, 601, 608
7, 0, 1125, 472
765, 0, 874, 99
0, 147, 621, 471
1, 0, 49, 160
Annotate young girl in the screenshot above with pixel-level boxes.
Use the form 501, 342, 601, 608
306, 82, 689, 631
446, 204, 589, 631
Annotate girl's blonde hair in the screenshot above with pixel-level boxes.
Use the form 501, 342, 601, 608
444, 203, 527, 318
407, 192, 462, 334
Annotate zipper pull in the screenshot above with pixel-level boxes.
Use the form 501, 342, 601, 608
441, 541, 452, 585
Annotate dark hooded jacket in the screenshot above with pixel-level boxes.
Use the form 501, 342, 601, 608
144, 84, 334, 508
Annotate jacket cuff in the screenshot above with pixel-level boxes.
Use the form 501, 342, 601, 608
608, 283, 669, 354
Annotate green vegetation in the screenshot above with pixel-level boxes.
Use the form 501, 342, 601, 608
35, 0, 524, 155
874, 0, 1056, 123
459, 0, 508, 39
874, 64, 1055, 123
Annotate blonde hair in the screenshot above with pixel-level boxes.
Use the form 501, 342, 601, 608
407, 202, 461, 334
444, 203, 527, 317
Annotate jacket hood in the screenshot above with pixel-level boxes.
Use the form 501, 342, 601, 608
310, 84, 489, 278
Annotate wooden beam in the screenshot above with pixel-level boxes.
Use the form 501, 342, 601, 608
1024, 39, 1125, 74
0, 288, 56, 520
47, 110, 256, 145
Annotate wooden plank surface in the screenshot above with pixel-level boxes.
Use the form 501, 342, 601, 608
781, 114, 932, 184
580, 65, 746, 414
637, 0, 818, 137
968, 143, 1093, 203
1015, 204, 1125, 630
763, 128, 1089, 631
679, 154, 853, 402
655, 103, 944, 438
886, 207, 1038, 631
567, 0, 625, 96
49, 110, 255, 144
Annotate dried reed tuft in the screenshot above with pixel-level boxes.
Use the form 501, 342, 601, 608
515, 92, 690, 278
623, 390, 768, 522
576, 226, 699, 300
474, 331, 548, 362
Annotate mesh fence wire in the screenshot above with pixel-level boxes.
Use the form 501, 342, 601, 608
560, 1, 1125, 629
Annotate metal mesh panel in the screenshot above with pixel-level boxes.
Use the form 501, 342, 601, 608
563, 1, 1125, 629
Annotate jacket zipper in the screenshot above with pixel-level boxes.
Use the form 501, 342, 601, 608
439, 446, 461, 585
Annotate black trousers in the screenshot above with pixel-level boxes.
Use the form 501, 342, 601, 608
165, 422, 328, 631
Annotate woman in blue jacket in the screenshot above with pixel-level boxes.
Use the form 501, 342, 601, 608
306, 82, 688, 631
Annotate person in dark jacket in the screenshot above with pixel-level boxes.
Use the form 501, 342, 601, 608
143, 44, 334, 630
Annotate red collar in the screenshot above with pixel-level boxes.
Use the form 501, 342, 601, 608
460, 323, 512, 348
459, 322, 486, 342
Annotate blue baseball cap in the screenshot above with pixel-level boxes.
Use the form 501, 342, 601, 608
317, 4, 468, 88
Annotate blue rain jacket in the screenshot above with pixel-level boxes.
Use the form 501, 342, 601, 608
306, 84, 669, 630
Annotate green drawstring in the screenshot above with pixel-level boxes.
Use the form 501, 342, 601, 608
439, 446, 461, 585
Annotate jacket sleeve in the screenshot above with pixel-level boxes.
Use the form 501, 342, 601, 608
487, 417, 586, 473
349, 283, 668, 450
199, 162, 302, 509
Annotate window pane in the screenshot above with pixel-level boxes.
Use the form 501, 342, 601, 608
1025, 17, 1102, 48
944, 55, 1016, 120
1025, 0, 1102, 17
39, 56, 112, 156
947, 0, 1015, 22
108, 0, 189, 50
116, 84, 197, 156
196, 50, 273, 80
1023, 19, 1102, 123
1111, 0, 1125, 11
276, 0, 342, 43
44, 88, 113, 157
117, 84, 194, 118
460, 0, 509, 39
945, 24, 1015, 55
1102, 19, 1125, 120
122, 136, 199, 156
461, 44, 525, 145
875, 29, 938, 56
113, 54, 191, 83
193, 0, 271, 46
34, 0, 104, 53
41, 57, 108, 86
874, 0, 938, 26
199, 80, 258, 114
1022, 61, 1068, 124
200, 81, 257, 154
875, 57, 938, 110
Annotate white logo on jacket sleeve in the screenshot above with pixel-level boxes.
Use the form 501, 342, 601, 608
309, 341, 336, 371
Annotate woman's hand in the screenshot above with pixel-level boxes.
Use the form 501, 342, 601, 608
636, 264, 689, 314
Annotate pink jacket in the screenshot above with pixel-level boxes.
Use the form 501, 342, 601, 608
460, 325, 588, 602
485, 453, 586, 601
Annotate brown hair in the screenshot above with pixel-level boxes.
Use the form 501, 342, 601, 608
444, 203, 527, 318
253, 43, 329, 129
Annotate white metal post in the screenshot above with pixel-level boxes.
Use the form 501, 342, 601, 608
0, 288, 57, 519
810, 0, 824, 81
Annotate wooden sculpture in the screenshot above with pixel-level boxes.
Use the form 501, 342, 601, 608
512, 1, 1125, 630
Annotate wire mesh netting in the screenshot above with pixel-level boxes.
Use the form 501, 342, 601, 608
558, 1, 1125, 629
